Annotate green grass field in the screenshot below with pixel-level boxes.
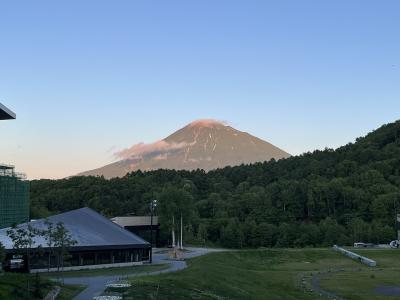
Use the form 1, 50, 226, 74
319, 249, 400, 300
0, 273, 52, 299
57, 284, 87, 300
105, 248, 400, 300
0, 272, 85, 300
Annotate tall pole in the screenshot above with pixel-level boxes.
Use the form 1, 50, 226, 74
180, 214, 183, 250
150, 205, 153, 264
397, 214, 400, 241
149, 199, 157, 264
172, 216, 175, 247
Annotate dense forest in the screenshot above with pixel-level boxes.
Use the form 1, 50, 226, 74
30, 120, 400, 248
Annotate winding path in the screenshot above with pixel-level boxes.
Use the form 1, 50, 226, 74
311, 273, 343, 300
57, 247, 224, 300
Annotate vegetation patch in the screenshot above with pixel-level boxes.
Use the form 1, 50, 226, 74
123, 249, 354, 299
319, 249, 400, 300
57, 284, 87, 300
0, 273, 53, 300
114, 249, 400, 300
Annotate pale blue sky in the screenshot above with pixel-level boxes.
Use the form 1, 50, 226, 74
0, 1, 399, 179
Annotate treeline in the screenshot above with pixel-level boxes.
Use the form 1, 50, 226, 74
30, 120, 400, 248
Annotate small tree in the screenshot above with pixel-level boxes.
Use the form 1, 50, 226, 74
7, 224, 39, 299
42, 219, 56, 271
6, 224, 38, 271
53, 222, 77, 274
0, 242, 5, 270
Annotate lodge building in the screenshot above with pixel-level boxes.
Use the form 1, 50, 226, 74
0, 208, 151, 272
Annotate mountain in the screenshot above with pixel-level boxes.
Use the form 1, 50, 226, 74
78, 119, 290, 178
32, 119, 400, 248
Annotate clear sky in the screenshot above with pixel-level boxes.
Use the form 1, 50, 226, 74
0, 1, 399, 179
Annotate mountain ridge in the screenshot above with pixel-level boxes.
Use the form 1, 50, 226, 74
78, 119, 290, 178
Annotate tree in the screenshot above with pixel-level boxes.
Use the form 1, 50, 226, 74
6, 224, 40, 299
276, 223, 299, 247
42, 219, 56, 271
158, 186, 194, 249
320, 217, 346, 246
258, 223, 278, 247
0, 242, 5, 266
197, 223, 208, 246
53, 222, 77, 274
221, 219, 242, 248
6, 224, 38, 271
348, 218, 370, 243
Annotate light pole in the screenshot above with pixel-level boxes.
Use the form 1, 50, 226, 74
149, 199, 157, 263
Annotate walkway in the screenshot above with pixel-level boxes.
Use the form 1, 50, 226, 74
57, 247, 224, 300
311, 273, 344, 300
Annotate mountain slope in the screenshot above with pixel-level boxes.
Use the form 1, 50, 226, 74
78, 119, 290, 178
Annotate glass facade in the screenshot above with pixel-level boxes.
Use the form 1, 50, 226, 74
0, 165, 30, 228
28, 248, 150, 269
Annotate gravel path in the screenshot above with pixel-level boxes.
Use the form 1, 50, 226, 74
56, 247, 225, 300
311, 273, 344, 300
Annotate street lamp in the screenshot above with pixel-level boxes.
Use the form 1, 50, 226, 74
149, 199, 157, 263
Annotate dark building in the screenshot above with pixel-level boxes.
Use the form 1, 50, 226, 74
111, 216, 160, 247
0, 208, 151, 272
0, 103, 30, 229
0, 164, 29, 228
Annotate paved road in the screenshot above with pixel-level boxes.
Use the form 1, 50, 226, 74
57, 247, 224, 300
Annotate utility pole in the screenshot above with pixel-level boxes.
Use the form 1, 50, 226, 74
149, 199, 157, 263
397, 214, 400, 241
180, 214, 183, 250
172, 216, 176, 247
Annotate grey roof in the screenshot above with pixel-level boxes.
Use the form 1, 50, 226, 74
0, 103, 16, 120
0, 207, 149, 250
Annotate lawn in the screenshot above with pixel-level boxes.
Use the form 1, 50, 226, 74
105, 248, 358, 299
0, 272, 56, 300
57, 284, 87, 300
319, 248, 400, 300
104, 248, 400, 300
42, 263, 168, 278
0, 272, 87, 299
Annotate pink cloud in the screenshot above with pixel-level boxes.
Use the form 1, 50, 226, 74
188, 119, 228, 128
114, 140, 188, 160
153, 153, 168, 160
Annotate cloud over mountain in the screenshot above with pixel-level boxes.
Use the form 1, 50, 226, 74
78, 119, 290, 178
114, 140, 189, 160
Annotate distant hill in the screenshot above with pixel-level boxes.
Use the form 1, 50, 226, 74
78, 119, 290, 178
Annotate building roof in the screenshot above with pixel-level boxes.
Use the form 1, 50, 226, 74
0, 207, 150, 251
0, 103, 16, 120
111, 216, 159, 227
